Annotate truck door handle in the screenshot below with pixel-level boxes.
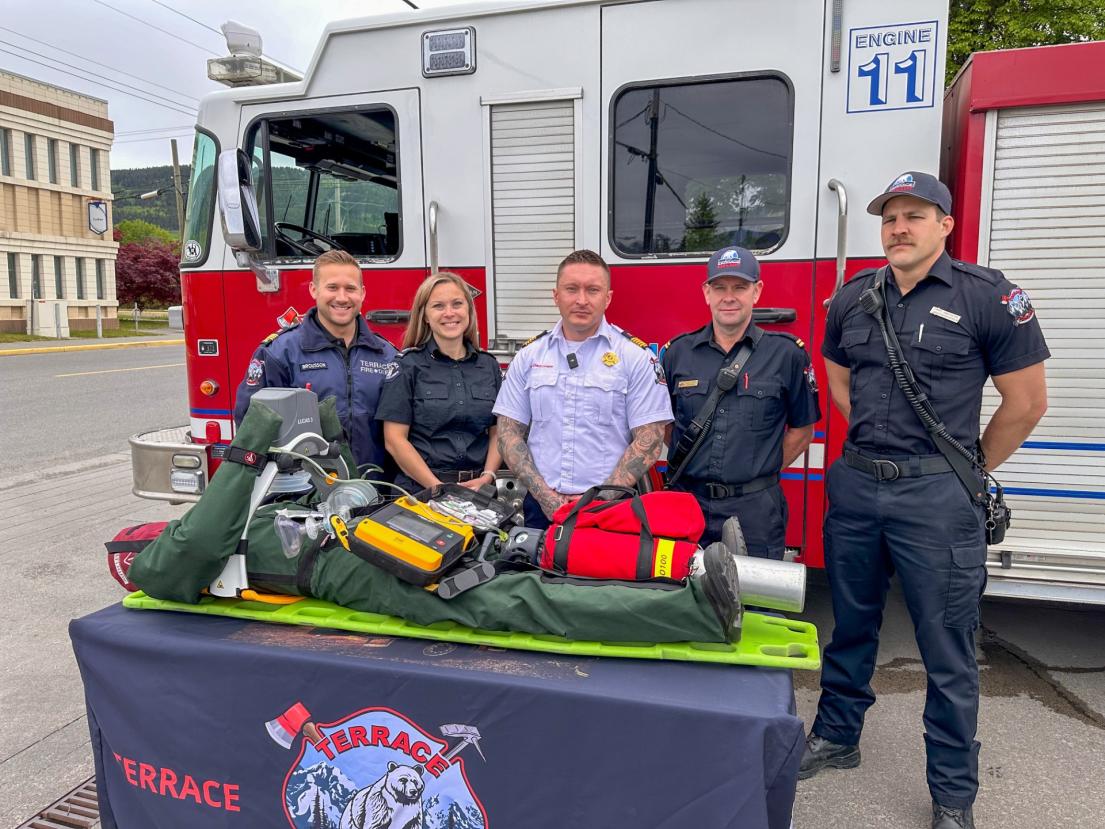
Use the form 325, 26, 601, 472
752, 308, 798, 324
364, 310, 411, 324
428, 200, 440, 274
824, 178, 848, 308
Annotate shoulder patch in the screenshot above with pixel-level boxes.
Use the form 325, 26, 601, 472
768, 331, 807, 350
951, 259, 1002, 285
618, 329, 650, 349
521, 330, 549, 348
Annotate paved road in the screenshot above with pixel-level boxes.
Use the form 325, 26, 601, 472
1, 342, 188, 481
0, 343, 189, 827
1, 342, 1102, 827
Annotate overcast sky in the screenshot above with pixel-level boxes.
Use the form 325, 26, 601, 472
4, 0, 469, 172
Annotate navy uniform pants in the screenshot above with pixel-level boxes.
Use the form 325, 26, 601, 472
681, 483, 788, 560
812, 459, 988, 809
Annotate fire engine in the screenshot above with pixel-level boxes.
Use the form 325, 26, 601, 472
129, 0, 1105, 604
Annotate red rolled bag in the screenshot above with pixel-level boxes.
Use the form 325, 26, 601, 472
539, 487, 705, 581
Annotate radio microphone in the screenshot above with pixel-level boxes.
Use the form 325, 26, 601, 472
566, 353, 579, 370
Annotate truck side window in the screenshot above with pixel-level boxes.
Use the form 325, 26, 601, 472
610, 75, 792, 257
246, 108, 401, 260
180, 130, 218, 267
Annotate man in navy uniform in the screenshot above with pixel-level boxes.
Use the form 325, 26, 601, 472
662, 246, 821, 557
233, 249, 397, 470
800, 172, 1049, 829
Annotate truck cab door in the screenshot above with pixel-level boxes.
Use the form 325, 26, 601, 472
231, 89, 426, 355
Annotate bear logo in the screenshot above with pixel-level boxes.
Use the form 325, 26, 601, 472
338, 762, 425, 829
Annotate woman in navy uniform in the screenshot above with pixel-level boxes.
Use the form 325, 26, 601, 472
376, 273, 503, 494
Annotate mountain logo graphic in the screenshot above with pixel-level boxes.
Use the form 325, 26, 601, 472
269, 703, 488, 829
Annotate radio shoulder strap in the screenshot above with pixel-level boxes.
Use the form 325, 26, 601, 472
666, 325, 764, 487
871, 268, 987, 504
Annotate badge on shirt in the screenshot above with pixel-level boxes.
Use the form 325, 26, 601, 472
677, 379, 699, 389
804, 364, 819, 394
929, 306, 962, 324
246, 358, 264, 386
1001, 288, 1035, 326
602, 351, 619, 367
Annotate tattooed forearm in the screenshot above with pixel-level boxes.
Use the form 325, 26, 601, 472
497, 416, 568, 517
603, 421, 666, 488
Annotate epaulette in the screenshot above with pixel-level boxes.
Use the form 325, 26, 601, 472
767, 331, 808, 350
521, 330, 549, 348
618, 328, 650, 349
951, 259, 1001, 285
395, 346, 418, 359
260, 323, 298, 347
660, 326, 703, 352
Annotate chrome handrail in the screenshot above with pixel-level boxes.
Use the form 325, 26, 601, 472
428, 200, 439, 274
824, 179, 848, 307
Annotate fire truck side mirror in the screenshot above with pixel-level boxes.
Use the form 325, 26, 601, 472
217, 149, 262, 253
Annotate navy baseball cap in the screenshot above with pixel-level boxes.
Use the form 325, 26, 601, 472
706, 246, 760, 283
866, 171, 952, 216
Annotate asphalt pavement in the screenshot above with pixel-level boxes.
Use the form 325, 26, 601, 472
0, 339, 1102, 828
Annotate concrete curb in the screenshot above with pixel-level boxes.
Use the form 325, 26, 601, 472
0, 338, 184, 357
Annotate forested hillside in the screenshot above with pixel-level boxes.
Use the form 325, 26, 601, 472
111, 165, 191, 234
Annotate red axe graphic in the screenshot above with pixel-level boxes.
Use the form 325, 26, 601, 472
265, 702, 324, 750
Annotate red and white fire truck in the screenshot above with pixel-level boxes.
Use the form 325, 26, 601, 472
130, 0, 1105, 604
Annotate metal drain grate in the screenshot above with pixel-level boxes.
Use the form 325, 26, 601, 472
16, 776, 99, 829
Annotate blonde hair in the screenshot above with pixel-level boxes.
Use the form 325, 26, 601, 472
403, 272, 479, 349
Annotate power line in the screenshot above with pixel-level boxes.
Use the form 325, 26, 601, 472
116, 125, 195, 136
92, 0, 220, 56
0, 25, 199, 103
0, 46, 196, 117
664, 103, 788, 161
0, 38, 196, 112
114, 133, 194, 144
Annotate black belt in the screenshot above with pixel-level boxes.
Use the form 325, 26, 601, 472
843, 449, 950, 481
685, 473, 779, 500
434, 468, 484, 483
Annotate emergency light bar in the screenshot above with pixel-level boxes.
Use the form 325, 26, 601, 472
422, 27, 475, 77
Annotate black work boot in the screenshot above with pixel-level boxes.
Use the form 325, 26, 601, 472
700, 542, 742, 641
797, 733, 861, 780
721, 515, 749, 558
932, 802, 975, 829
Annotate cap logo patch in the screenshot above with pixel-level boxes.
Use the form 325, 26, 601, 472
889, 173, 916, 192
717, 249, 742, 268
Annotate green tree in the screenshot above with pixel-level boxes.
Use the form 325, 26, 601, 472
117, 218, 177, 247
682, 193, 725, 253
948, 0, 1105, 84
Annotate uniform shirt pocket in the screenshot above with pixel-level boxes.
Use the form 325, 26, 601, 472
584, 371, 629, 422
736, 380, 785, 430
413, 381, 453, 432
911, 328, 971, 388
675, 382, 709, 425
840, 326, 876, 390
467, 379, 499, 430
525, 368, 560, 422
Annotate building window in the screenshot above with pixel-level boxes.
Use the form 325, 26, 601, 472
48, 138, 59, 184
95, 259, 105, 299
31, 255, 42, 299
70, 143, 80, 186
90, 147, 100, 191
0, 129, 11, 177
24, 133, 35, 180
54, 256, 65, 299
76, 258, 85, 299
6, 253, 17, 299
610, 74, 793, 256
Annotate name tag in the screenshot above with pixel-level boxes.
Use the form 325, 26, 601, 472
929, 306, 961, 324
677, 379, 699, 389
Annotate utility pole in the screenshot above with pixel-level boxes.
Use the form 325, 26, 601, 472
170, 139, 186, 238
